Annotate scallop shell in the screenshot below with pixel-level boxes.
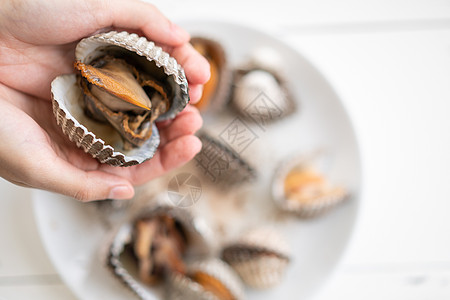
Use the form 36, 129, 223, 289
272, 152, 349, 218
193, 132, 256, 187
221, 227, 291, 289
51, 31, 189, 166
190, 37, 232, 113
231, 48, 296, 125
167, 258, 245, 300
106, 205, 211, 300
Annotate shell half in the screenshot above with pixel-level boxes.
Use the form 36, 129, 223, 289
231, 48, 296, 124
194, 132, 256, 187
52, 74, 160, 166
75, 31, 189, 121
167, 258, 245, 300
106, 205, 211, 299
221, 227, 291, 289
51, 31, 189, 166
190, 37, 232, 113
272, 153, 349, 217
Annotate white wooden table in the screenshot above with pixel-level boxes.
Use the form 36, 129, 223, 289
1, 1, 450, 299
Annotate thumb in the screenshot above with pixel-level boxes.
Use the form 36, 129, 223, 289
35, 159, 135, 202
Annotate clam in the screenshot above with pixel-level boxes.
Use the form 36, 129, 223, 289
221, 227, 291, 289
272, 153, 348, 218
231, 47, 296, 125
194, 132, 256, 187
107, 205, 211, 299
167, 258, 245, 300
190, 37, 232, 112
52, 31, 189, 166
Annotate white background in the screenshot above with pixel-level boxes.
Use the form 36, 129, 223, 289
1, 0, 450, 299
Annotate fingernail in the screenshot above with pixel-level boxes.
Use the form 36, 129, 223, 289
108, 185, 134, 200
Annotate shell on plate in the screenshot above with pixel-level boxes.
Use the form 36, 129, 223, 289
167, 258, 245, 300
193, 132, 256, 187
51, 31, 189, 166
272, 152, 349, 218
106, 205, 211, 299
190, 37, 232, 113
221, 227, 291, 289
231, 47, 296, 125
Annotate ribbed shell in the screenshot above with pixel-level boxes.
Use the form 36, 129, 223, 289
52, 74, 160, 166
51, 31, 190, 166
231, 47, 296, 123
75, 31, 189, 120
106, 205, 211, 300
272, 153, 349, 218
194, 132, 256, 187
221, 227, 290, 289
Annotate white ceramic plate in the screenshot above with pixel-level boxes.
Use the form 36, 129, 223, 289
33, 21, 362, 300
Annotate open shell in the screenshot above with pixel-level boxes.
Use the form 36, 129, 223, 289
167, 258, 245, 300
272, 152, 349, 218
107, 205, 211, 299
51, 31, 189, 166
221, 227, 291, 289
190, 37, 232, 113
231, 47, 296, 125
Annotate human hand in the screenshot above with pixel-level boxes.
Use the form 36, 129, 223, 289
0, 0, 210, 201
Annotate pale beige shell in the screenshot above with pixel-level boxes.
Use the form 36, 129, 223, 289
51, 31, 189, 166
167, 258, 245, 300
228, 255, 289, 289
221, 227, 291, 289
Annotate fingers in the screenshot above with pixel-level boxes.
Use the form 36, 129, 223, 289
26, 157, 135, 201
0, 97, 135, 202
158, 105, 203, 145
189, 84, 204, 104
59, 168, 135, 201
106, 0, 189, 47
132, 135, 202, 185
99, 107, 203, 186
99, 1, 210, 103
170, 43, 211, 86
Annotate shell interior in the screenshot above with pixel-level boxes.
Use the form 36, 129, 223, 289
272, 153, 349, 217
167, 259, 245, 300
52, 74, 160, 166
75, 31, 189, 121
190, 37, 232, 112
52, 31, 190, 166
107, 205, 211, 299
231, 52, 297, 123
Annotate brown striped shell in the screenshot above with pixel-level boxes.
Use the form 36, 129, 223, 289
193, 132, 256, 188
221, 227, 291, 289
